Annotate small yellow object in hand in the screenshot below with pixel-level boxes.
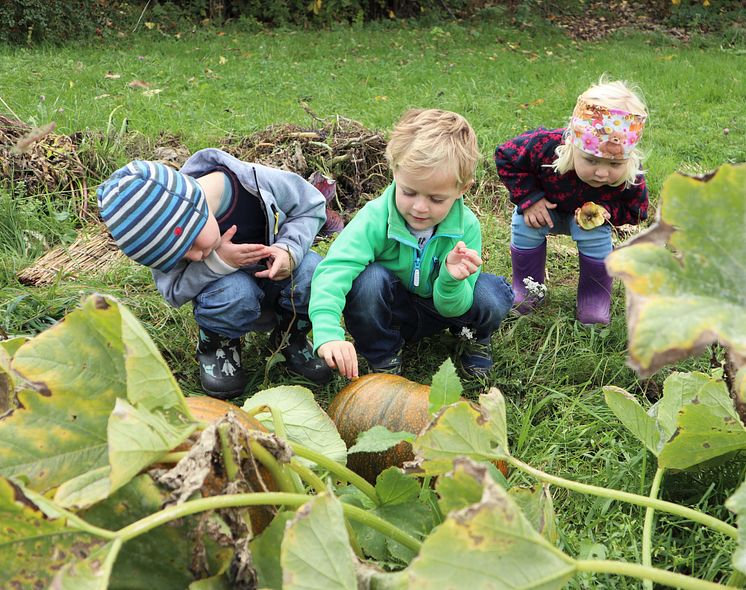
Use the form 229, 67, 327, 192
577, 202, 607, 230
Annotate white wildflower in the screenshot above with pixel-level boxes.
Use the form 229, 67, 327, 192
523, 276, 547, 299
459, 326, 475, 340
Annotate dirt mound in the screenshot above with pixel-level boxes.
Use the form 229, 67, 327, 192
0, 115, 90, 215
220, 114, 389, 215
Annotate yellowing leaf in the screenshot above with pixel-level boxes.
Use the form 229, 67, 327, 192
219, 55, 227, 65
607, 164, 746, 376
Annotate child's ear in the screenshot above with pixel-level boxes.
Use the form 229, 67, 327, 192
459, 180, 474, 196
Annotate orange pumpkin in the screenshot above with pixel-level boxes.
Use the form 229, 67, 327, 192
182, 396, 277, 534
327, 373, 509, 483
328, 374, 430, 484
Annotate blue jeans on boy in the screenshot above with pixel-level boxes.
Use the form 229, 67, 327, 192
344, 263, 514, 367
511, 207, 612, 259
193, 251, 321, 338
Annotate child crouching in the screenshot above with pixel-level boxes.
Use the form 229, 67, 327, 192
97, 149, 332, 399
310, 109, 514, 380
495, 77, 648, 324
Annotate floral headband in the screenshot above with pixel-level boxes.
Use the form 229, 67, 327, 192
570, 98, 646, 160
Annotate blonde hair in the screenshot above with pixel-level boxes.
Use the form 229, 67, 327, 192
385, 109, 479, 189
553, 77, 648, 188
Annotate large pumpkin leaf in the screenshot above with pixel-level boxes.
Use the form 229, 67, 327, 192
0, 476, 106, 589
407, 468, 575, 589
0, 295, 125, 490
51, 539, 123, 590
479, 388, 510, 455
727, 478, 746, 576
606, 164, 746, 376
509, 485, 558, 544
428, 358, 463, 415
435, 457, 488, 516
250, 512, 295, 590
0, 295, 192, 496
605, 371, 746, 470
81, 474, 210, 590
242, 385, 347, 465
281, 492, 357, 590
412, 402, 501, 474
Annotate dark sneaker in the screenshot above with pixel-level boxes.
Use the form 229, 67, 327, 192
269, 327, 333, 384
196, 329, 248, 400
457, 340, 493, 379
368, 350, 403, 375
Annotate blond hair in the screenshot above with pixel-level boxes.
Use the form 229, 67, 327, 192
553, 77, 648, 187
385, 109, 479, 189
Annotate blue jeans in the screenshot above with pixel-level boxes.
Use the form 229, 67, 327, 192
511, 207, 612, 259
343, 263, 514, 367
193, 251, 321, 339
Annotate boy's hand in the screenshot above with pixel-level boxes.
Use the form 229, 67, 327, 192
254, 245, 293, 281
216, 226, 272, 268
318, 340, 359, 379
523, 198, 557, 229
445, 241, 482, 281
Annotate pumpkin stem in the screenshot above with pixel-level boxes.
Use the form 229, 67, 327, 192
290, 441, 381, 505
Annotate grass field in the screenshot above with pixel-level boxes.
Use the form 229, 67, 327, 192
1, 12, 745, 587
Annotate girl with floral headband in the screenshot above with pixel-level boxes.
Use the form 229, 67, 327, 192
494, 78, 648, 325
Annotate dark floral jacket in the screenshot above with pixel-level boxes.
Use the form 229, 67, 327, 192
494, 127, 648, 226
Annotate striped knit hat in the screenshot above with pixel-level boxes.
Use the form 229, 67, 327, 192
97, 161, 208, 272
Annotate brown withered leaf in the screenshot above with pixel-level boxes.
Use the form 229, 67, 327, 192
11, 122, 56, 155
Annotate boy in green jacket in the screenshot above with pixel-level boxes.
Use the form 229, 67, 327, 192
309, 109, 514, 379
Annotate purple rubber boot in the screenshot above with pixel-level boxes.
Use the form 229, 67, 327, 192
510, 242, 547, 314
576, 253, 613, 325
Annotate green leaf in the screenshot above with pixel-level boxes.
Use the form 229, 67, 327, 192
242, 385, 347, 464
606, 164, 746, 376
348, 425, 415, 454
0, 296, 125, 490
435, 457, 488, 516
428, 358, 463, 415
81, 474, 205, 590
726, 478, 746, 575
0, 295, 192, 496
51, 539, 122, 590
408, 473, 575, 589
479, 387, 510, 455
107, 398, 196, 495
281, 493, 357, 590
353, 501, 435, 566
603, 386, 662, 455
413, 402, 499, 474
375, 467, 420, 506
509, 485, 558, 543
118, 303, 189, 413
250, 512, 295, 590
0, 477, 106, 589
606, 372, 746, 470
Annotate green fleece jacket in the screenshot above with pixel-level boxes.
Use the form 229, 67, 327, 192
309, 182, 482, 352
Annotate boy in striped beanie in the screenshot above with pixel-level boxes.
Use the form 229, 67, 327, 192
97, 149, 332, 399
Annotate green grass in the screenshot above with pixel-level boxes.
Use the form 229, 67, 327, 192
1, 14, 745, 588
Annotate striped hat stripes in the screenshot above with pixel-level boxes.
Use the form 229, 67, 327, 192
97, 161, 208, 272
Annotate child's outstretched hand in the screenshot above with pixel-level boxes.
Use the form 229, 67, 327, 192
445, 241, 482, 280
523, 198, 558, 229
254, 245, 293, 280
215, 225, 272, 268
318, 340, 359, 379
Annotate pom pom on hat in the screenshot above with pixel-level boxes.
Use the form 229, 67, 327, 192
97, 161, 208, 272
